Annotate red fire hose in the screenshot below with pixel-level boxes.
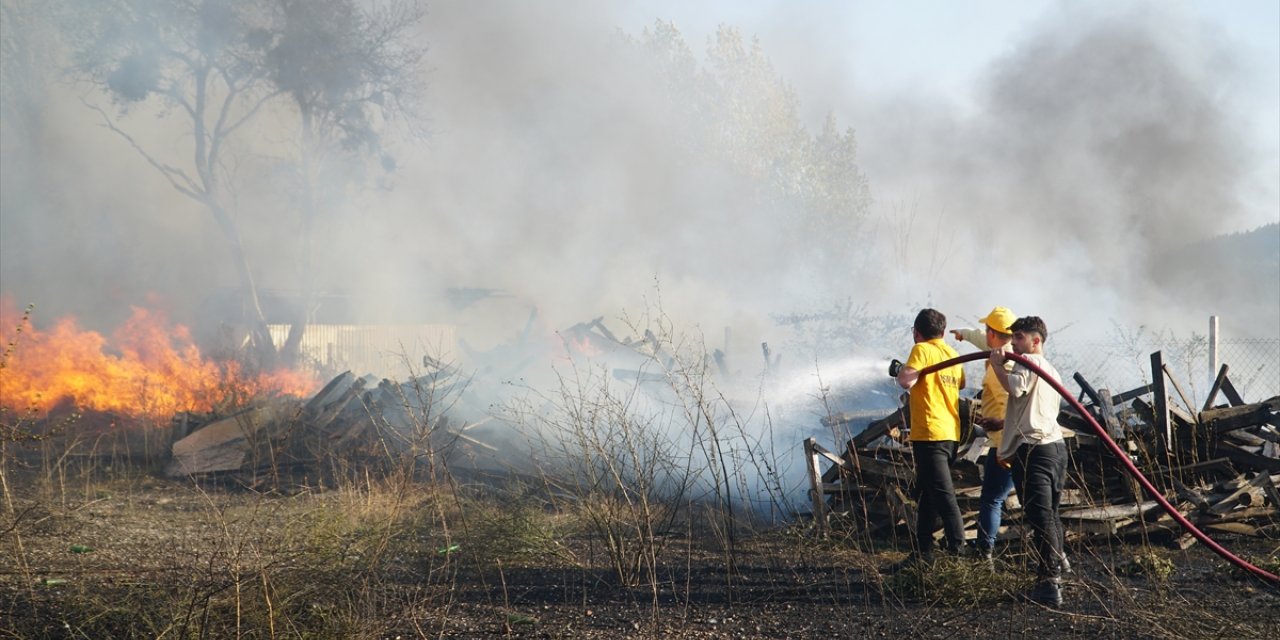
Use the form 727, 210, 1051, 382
914, 350, 1279, 586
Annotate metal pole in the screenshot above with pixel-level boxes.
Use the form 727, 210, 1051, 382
1209, 315, 1219, 393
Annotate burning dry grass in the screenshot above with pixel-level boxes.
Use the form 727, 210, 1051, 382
0, 298, 318, 421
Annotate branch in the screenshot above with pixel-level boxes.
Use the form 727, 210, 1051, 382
214, 67, 280, 139
84, 101, 204, 202
160, 83, 197, 120
209, 85, 281, 166
159, 45, 199, 74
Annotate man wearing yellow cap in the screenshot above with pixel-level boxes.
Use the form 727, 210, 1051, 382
950, 306, 1017, 564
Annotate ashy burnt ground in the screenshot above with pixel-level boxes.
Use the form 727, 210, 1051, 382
1, 468, 1277, 639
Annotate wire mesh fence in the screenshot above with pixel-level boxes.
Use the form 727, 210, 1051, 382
1051, 334, 1279, 408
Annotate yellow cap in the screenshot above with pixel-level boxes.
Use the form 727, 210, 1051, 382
978, 306, 1017, 335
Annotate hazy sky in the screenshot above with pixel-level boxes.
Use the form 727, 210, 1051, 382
1, 0, 1277, 353
618, 0, 1280, 231
402, 0, 1280, 339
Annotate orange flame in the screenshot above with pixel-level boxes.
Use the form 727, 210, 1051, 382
0, 298, 318, 422
560, 332, 603, 359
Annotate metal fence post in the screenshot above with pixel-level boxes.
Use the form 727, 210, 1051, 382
1209, 315, 1219, 393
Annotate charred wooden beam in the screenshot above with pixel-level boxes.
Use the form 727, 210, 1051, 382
821, 409, 896, 428
1074, 372, 1103, 406
885, 484, 916, 533
1055, 407, 1092, 434
1112, 384, 1154, 405
804, 437, 828, 534
1203, 364, 1231, 411
849, 453, 914, 483
1170, 404, 1200, 454
1207, 473, 1271, 515
1161, 363, 1199, 424
1199, 397, 1280, 434
851, 409, 905, 448
1220, 375, 1247, 407
305, 371, 357, 414
1158, 457, 1234, 478
712, 349, 729, 378
1251, 425, 1280, 444
1151, 351, 1173, 454
1173, 479, 1212, 512
1063, 500, 1161, 535
1097, 388, 1125, 440
1216, 442, 1280, 473
1260, 473, 1280, 510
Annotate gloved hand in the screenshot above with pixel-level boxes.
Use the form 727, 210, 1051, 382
888, 359, 904, 378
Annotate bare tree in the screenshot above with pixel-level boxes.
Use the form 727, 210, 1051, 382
69, 0, 282, 366
66, 0, 427, 368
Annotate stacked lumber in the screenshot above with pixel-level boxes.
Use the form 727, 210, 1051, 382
165, 358, 494, 478
165, 315, 668, 479
805, 352, 1280, 548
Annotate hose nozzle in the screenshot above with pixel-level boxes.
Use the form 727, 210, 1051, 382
888, 359, 904, 378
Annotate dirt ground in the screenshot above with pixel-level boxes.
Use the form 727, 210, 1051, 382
2, 469, 1278, 639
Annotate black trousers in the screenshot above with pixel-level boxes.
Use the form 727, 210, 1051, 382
912, 440, 966, 554
1011, 440, 1068, 578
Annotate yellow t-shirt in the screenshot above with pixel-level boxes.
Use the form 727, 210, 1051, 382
980, 352, 1014, 447
953, 327, 1012, 447
906, 338, 965, 442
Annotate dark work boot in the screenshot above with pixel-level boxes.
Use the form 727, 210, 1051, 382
885, 551, 933, 574
941, 543, 967, 559
1026, 577, 1063, 607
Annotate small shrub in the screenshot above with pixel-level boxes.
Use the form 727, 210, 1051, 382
1256, 554, 1280, 575
458, 496, 575, 568
883, 555, 1029, 605
1119, 550, 1176, 582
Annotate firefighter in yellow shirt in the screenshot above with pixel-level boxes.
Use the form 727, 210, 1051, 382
889, 308, 967, 564
951, 306, 1017, 564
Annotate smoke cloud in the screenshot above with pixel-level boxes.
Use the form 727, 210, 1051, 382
1, 0, 1276, 360
839, 3, 1277, 339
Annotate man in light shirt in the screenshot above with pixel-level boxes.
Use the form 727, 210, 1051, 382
990, 316, 1067, 606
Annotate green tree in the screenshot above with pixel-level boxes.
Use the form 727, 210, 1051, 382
628, 22, 872, 266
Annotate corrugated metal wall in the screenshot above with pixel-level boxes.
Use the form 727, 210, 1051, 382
268, 324, 457, 379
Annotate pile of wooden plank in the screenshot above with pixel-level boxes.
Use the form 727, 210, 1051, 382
166, 358, 496, 478
164, 315, 663, 480
804, 351, 1280, 547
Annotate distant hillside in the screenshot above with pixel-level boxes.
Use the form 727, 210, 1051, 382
1199, 222, 1279, 261
1151, 223, 1280, 331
